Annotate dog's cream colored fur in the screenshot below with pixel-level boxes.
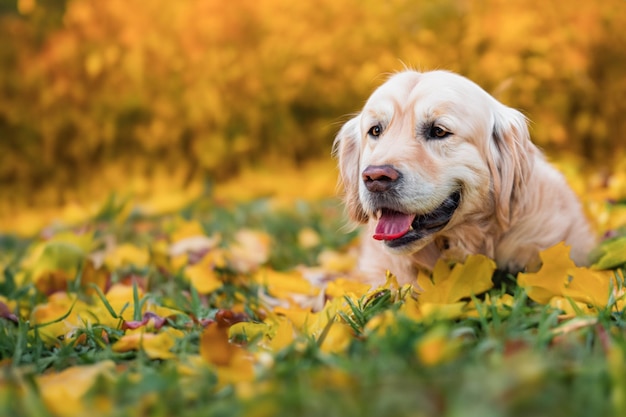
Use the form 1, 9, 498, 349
334, 70, 595, 285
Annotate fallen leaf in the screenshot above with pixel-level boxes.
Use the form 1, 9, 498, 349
564, 268, 614, 307
325, 278, 371, 299
200, 322, 255, 386
266, 316, 296, 351
364, 309, 398, 336
112, 328, 183, 359
591, 236, 626, 270
169, 219, 210, 244
105, 243, 150, 270
519, 242, 615, 309
254, 268, 319, 300
200, 322, 239, 367
415, 254, 496, 304
229, 322, 270, 344
273, 305, 312, 330
184, 252, 224, 294
517, 243, 576, 304
30, 293, 110, 344
415, 325, 461, 366
318, 320, 352, 354
36, 361, 115, 417
104, 283, 144, 321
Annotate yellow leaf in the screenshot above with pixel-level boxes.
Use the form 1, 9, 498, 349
36, 361, 115, 417
266, 316, 296, 351
147, 303, 184, 320
415, 326, 460, 366
415, 254, 495, 304
105, 283, 143, 321
30, 296, 79, 344
273, 305, 312, 330
112, 329, 181, 360
30, 293, 111, 344
419, 302, 468, 321
519, 243, 615, 309
230, 315, 296, 352
318, 321, 352, 354
254, 268, 319, 299
185, 253, 223, 294
564, 268, 613, 307
549, 297, 596, 317
466, 293, 515, 319
517, 242, 576, 304
105, 243, 150, 270
169, 219, 209, 243
325, 278, 371, 299
229, 322, 270, 343
400, 296, 423, 321
303, 297, 346, 338
364, 309, 398, 336
170, 253, 189, 271
591, 236, 626, 270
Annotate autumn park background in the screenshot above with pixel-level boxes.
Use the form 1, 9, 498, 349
1, 0, 626, 233
2, 1, 626, 416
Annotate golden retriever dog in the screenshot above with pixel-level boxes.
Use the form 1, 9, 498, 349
334, 70, 596, 285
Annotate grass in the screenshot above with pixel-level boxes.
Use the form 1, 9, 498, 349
0, 193, 625, 417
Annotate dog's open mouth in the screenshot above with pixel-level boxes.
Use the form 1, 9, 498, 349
372, 190, 461, 247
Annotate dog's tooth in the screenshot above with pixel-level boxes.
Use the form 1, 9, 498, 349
376, 209, 382, 219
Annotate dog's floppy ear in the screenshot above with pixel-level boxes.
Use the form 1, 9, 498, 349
333, 116, 368, 223
487, 104, 536, 228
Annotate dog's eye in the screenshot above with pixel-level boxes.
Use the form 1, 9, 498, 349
428, 125, 451, 140
368, 124, 382, 138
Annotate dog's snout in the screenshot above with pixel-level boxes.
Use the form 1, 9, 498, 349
362, 165, 401, 192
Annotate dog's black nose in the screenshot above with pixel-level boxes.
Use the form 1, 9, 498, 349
362, 165, 401, 192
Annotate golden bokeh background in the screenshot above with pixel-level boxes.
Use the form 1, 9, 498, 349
1, 0, 625, 233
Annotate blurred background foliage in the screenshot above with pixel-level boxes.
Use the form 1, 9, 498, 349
1, 0, 625, 232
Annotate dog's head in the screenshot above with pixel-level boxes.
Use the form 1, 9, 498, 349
334, 70, 534, 254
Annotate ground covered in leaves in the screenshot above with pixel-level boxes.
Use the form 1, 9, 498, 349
2, 161, 626, 417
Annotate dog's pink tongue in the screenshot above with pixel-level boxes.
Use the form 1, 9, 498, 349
373, 211, 416, 241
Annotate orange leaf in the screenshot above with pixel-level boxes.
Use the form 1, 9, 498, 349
200, 323, 237, 367
200, 323, 255, 386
